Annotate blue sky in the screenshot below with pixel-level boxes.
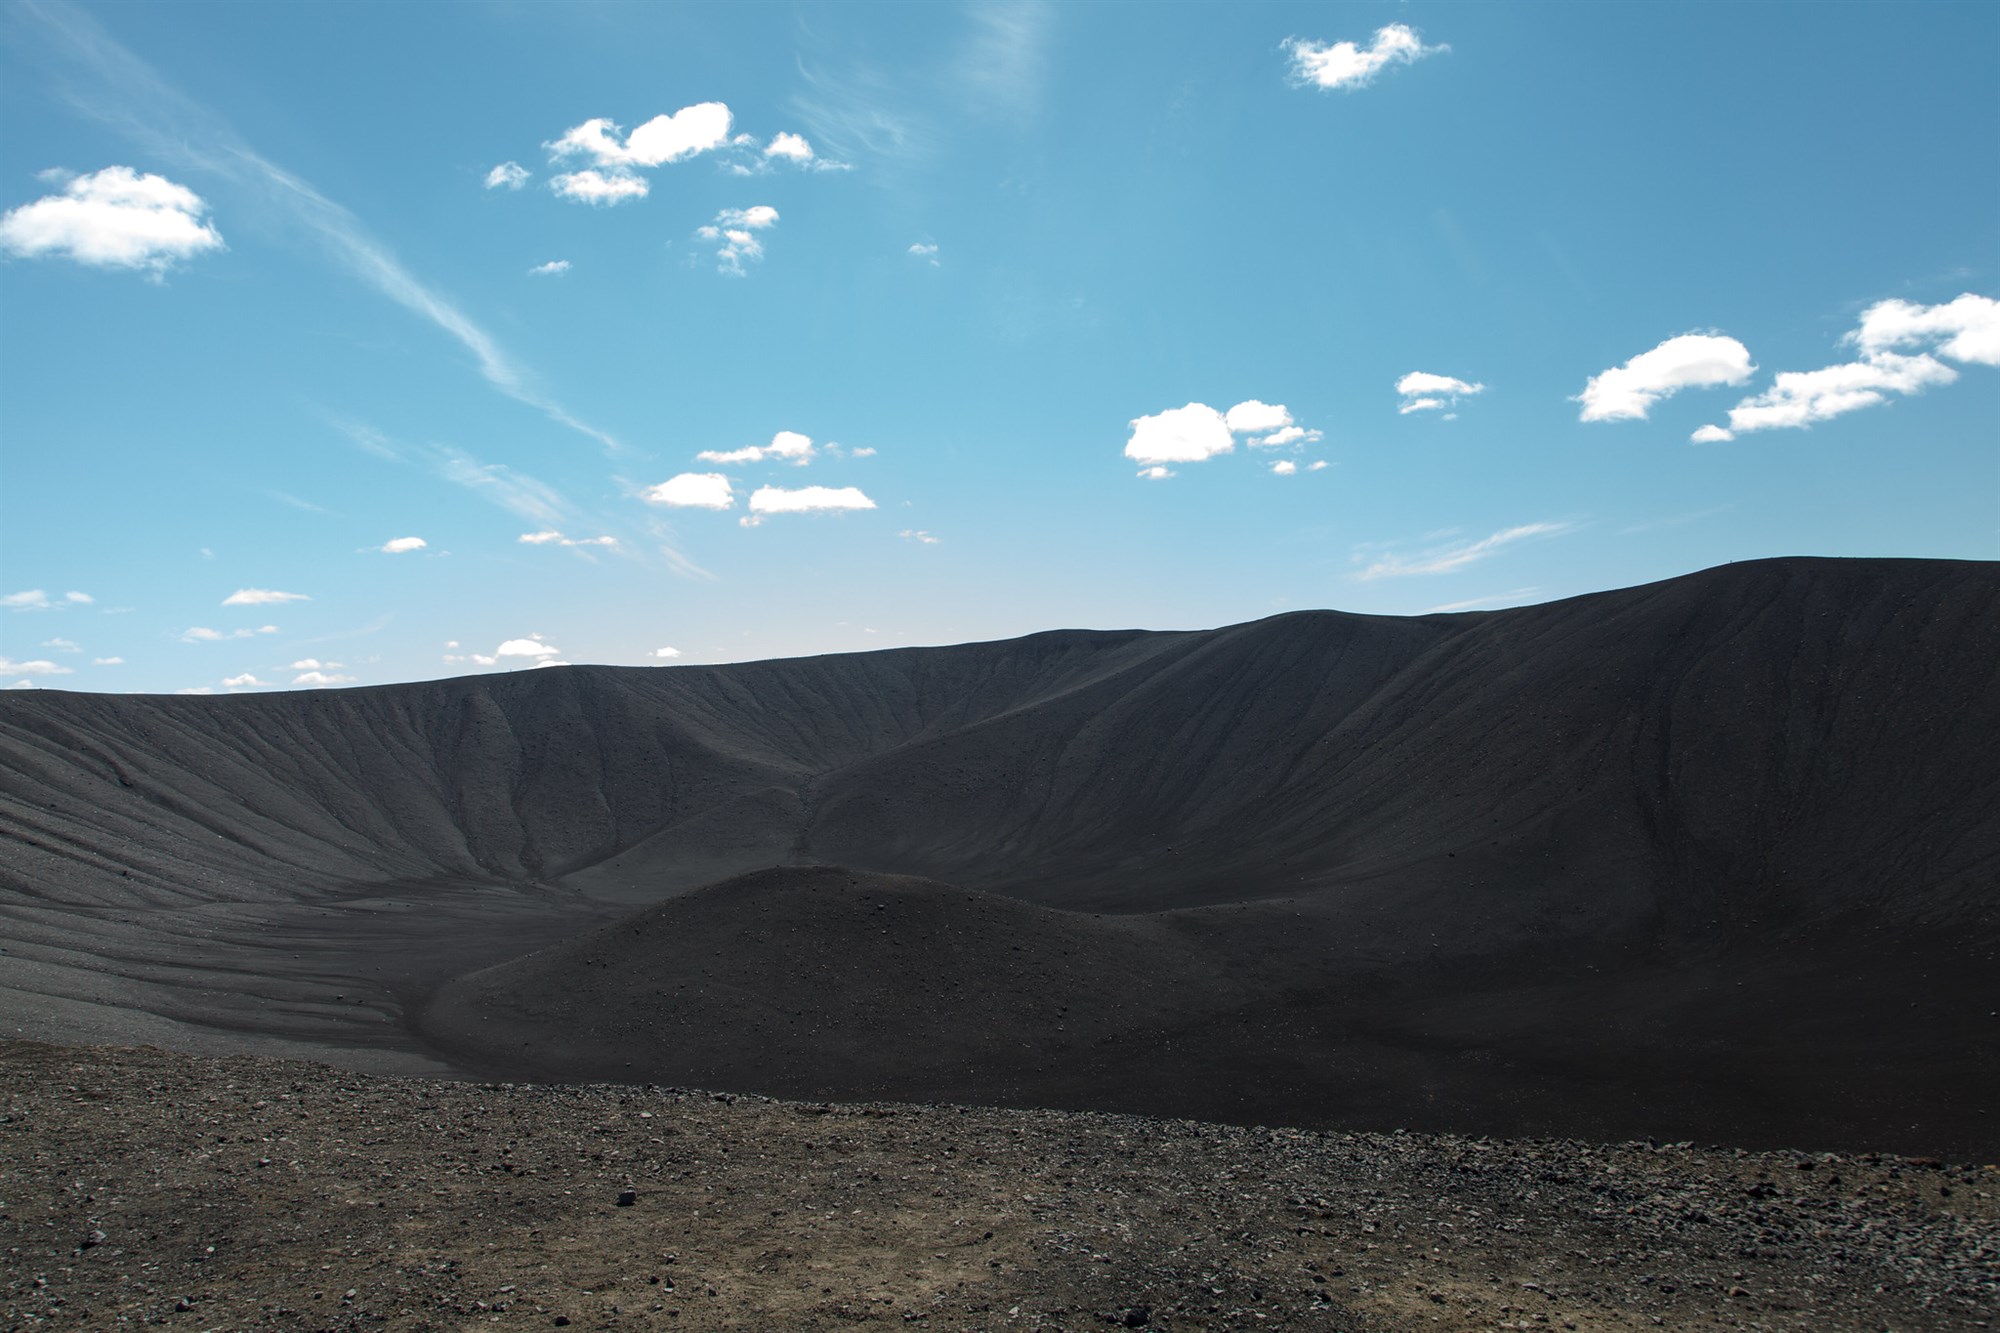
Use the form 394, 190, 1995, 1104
1, 0, 1994, 694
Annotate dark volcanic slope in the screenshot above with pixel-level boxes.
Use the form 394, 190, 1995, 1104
3, 557, 1998, 1153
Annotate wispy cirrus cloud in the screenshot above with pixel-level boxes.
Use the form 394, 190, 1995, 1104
14, 0, 623, 453
1353, 523, 1572, 581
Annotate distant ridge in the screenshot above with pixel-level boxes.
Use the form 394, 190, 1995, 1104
3, 557, 1996, 1153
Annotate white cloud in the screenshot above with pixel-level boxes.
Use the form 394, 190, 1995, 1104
765, 132, 814, 163
484, 161, 530, 190
0, 166, 223, 275
1224, 400, 1292, 435
1307, 460, 1329, 471
1355, 522, 1571, 580
650, 646, 682, 659
1271, 460, 1298, 476
1284, 24, 1445, 91
1136, 465, 1175, 480
0, 657, 72, 676
697, 430, 815, 467
292, 670, 355, 686
1397, 371, 1487, 414
290, 658, 322, 669
3, 589, 51, 611
848, 446, 877, 458
223, 588, 308, 605
1575, 334, 1755, 422
1126, 403, 1234, 465
1694, 293, 2000, 439
549, 169, 649, 205
899, 529, 940, 544
643, 473, 735, 510
528, 259, 571, 276
744, 485, 876, 522
472, 654, 496, 666
696, 206, 779, 276
496, 636, 559, 659
1721, 351, 1957, 434
1848, 292, 2000, 366
547, 105, 733, 168
65, 591, 93, 604
182, 624, 277, 642
378, 536, 426, 554
908, 241, 939, 266
518, 529, 616, 548
175, 686, 215, 696
40, 638, 80, 652
221, 673, 269, 688
92, 656, 123, 665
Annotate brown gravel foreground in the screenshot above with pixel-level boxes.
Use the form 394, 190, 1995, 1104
1, 1042, 1994, 1333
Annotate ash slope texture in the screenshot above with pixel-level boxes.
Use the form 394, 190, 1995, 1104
4, 557, 1998, 1154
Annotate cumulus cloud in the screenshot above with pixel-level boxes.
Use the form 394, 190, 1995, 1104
1575, 334, 1756, 422
1125, 403, 1234, 466
1306, 460, 1329, 472
899, 529, 940, 544
0, 657, 72, 676
93, 656, 123, 665
1691, 294, 1998, 441
1126, 399, 1324, 473
650, 646, 682, 660
223, 588, 308, 605
496, 636, 559, 659
1224, 400, 1293, 435
1354, 522, 1572, 581
484, 161, 530, 190
41, 638, 80, 652
547, 105, 734, 168
3, 590, 50, 611
290, 659, 323, 669
182, 624, 277, 642
908, 242, 940, 266
221, 673, 270, 688
643, 473, 735, 510
528, 259, 571, 276
696, 205, 779, 275
1397, 371, 1487, 414
1716, 352, 1956, 435
548, 169, 649, 205
293, 670, 355, 686
174, 687, 214, 696
1284, 24, 1445, 91
741, 485, 876, 525
378, 537, 426, 554
517, 529, 615, 548
697, 430, 815, 466
66, 591, 93, 604
1848, 292, 1999, 366
0, 166, 223, 275
1271, 460, 1298, 476
764, 132, 815, 164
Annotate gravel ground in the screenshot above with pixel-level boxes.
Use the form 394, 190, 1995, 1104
2, 1040, 1994, 1332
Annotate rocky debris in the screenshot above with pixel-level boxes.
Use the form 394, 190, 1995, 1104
2, 1038, 1995, 1331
